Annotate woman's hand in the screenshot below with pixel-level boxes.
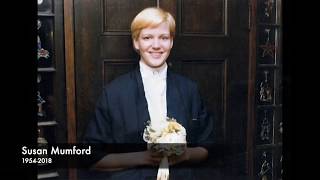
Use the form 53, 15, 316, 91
93, 150, 164, 171
168, 148, 190, 166
139, 150, 164, 166
168, 147, 208, 166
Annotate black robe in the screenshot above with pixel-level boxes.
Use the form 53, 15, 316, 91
81, 65, 215, 180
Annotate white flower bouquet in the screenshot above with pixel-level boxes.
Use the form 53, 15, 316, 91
143, 117, 187, 180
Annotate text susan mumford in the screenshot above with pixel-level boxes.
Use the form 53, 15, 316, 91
22, 146, 91, 155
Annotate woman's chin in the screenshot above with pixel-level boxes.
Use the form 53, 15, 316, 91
150, 62, 165, 68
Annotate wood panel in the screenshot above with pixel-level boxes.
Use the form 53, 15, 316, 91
103, 0, 157, 34
181, 0, 226, 35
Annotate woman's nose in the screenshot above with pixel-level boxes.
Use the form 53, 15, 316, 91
152, 39, 160, 48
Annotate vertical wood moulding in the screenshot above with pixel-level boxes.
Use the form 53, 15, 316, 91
64, 0, 76, 143
247, 0, 257, 179
64, 0, 77, 179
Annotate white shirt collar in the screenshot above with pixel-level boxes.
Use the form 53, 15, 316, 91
139, 60, 167, 80
139, 60, 167, 125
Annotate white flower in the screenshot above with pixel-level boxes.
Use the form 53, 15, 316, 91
143, 117, 187, 156
143, 117, 187, 180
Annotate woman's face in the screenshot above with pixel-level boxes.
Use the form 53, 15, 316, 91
134, 22, 173, 68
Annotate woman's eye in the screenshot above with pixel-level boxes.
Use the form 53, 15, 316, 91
142, 37, 151, 40
161, 37, 169, 40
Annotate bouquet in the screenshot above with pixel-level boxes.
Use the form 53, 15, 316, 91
143, 117, 187, 180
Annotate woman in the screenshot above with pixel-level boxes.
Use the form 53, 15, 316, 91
82, 7, 214, 180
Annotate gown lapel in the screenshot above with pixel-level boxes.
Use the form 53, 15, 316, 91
134, 67, 150, 140
166, 70, 188, 126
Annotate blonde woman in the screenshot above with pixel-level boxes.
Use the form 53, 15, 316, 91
83, 7, 214, 180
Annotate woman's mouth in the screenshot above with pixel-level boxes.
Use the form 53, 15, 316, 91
150, 52, 163, 58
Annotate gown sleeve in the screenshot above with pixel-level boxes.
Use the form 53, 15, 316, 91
188, 83, 215, 160
81, 87, 114, 167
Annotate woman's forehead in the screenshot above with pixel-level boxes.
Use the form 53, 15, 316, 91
140, 22, 170, 34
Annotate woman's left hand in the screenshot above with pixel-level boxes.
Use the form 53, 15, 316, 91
168, 148, 190, 166
168, 147, 208, 165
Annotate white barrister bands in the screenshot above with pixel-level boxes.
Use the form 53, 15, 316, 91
143, 117, 187, 180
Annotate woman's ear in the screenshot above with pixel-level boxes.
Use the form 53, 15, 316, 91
133, 39, 139, 51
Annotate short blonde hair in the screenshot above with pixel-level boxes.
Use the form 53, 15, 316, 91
130, 7, 176, 41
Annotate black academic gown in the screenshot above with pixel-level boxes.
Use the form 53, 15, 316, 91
81, 65, 215, 180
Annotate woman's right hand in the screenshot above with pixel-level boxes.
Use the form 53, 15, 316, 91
93, 150, 165, 171
138, 150, 163, 166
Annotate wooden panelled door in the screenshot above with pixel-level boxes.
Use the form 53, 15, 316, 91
74, 0, 250, 177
